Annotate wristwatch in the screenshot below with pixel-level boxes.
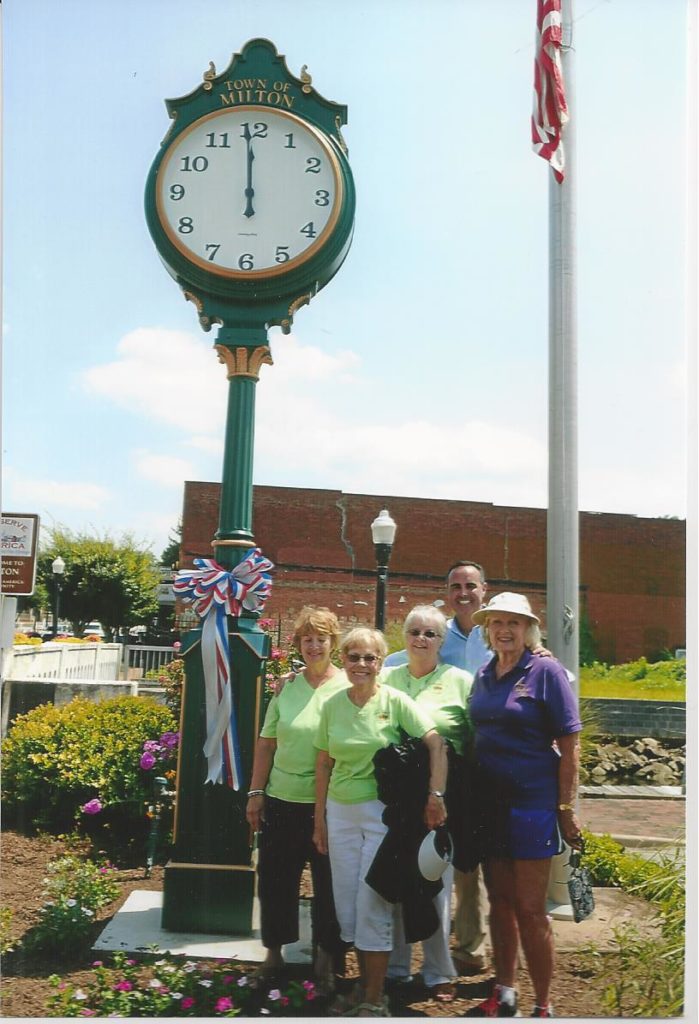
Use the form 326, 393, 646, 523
557, 803, 575, 812
429, 790, 445, 799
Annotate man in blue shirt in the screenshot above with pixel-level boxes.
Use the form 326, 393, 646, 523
384, 560, 491, 975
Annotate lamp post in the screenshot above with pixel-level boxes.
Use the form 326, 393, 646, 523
51, 556, 65, 637
371, 510, 397, 631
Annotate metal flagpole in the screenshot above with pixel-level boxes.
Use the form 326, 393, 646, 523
546, 0, 579, 684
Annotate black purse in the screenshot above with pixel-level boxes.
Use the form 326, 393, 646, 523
567, 838, 595, 923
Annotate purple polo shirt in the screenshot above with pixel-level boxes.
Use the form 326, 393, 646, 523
469, 649, 582, 809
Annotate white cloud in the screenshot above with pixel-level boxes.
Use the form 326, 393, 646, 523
3, 468, 110, 511
132, 451, 197, 488
81, 327, 225, 430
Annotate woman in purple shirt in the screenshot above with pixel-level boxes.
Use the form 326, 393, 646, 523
464, 593, 582, 1020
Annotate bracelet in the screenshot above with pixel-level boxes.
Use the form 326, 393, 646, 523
557, 802, 574, 812
247, 790, 265, 798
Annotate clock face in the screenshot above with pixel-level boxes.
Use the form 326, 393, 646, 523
156, 106, 344, 279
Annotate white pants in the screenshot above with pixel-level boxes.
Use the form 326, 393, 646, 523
326, 798, 393, 952
387, 864, 456, 988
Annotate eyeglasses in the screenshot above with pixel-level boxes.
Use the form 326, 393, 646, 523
345, 653, 380, 664
407, 628, 439, 639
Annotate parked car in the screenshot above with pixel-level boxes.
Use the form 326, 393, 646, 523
83, 621, 105, 638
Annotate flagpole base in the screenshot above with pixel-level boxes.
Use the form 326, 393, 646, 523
162, 861, 256, 935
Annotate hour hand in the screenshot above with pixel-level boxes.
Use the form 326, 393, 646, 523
243, 126, 255, 218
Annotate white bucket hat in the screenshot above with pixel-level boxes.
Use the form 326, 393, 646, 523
471, 591, 540, 627
417, 827, 454, 881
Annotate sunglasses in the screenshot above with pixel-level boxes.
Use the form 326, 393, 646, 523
407, 628, 439, 639
345, 653, 380, 664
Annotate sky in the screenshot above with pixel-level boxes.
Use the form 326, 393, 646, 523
1, 0, 690, 561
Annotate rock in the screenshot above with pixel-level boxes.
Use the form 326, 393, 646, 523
640, 737, 660, 751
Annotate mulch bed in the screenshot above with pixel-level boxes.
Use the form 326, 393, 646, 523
0, 829, 610, 1017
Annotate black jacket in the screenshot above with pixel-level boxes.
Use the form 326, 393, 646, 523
365, 738, 443, 942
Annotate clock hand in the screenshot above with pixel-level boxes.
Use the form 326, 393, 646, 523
242, 124, 255, 218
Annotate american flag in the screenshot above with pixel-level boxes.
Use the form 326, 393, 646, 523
531, 0, 569, 182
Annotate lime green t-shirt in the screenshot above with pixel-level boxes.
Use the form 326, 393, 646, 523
381, 663, 473, 756
314, 683, 436, 804
260, 671, 349, 803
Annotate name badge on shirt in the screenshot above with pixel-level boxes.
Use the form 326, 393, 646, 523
512, 677, 529, 697
377, 712, 389, 721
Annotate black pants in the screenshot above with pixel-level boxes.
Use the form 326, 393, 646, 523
257, 795, 342, 954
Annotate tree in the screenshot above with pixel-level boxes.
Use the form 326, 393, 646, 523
36, 528, 160, 640
160, 520, 182, 568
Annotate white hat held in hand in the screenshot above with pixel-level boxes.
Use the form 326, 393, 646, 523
418, 827, 454, 881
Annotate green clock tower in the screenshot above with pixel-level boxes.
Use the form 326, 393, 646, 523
144, 38, 355, 934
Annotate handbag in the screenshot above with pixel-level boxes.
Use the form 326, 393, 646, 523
567, 838, 595, 923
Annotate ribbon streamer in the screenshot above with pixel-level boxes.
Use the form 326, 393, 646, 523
174, 549, 274, 788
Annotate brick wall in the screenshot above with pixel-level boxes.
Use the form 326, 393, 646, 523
180, 483, 686, 664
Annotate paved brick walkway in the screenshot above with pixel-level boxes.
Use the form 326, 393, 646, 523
581, 796, 685, 841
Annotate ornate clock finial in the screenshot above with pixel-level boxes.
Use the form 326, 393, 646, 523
300, 64, 313, 94
202, 61, 217, 90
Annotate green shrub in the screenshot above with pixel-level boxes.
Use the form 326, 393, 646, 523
592, 848, 685, 1017
579, 657, 685, 701
0, 907, 16, 954
23, 854, 121, 958
1, 697, 177, 830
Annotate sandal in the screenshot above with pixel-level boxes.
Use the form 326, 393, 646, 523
330, 983, 363, 1016
429, 982, 456, 1003
353, 1001, 391, 1017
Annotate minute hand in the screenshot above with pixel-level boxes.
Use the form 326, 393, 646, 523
242, 125, 255, 218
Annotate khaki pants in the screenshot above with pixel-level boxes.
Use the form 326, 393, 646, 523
453, 865, 489, 958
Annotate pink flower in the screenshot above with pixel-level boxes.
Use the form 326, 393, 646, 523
140, 752, 156, 770
222, 974, 235, 984
280, 996, 290, 1007
215, 996, 234, 1012
92, 960, 103, 967
113, 980, 133, 992
268, 988, 281, 1001
302, 980, 315, 991
160, 731, 179, 748
80, 1010, 97, 1017
181, 996, 195, 1009
270, 648, 283, 661
82, 798, 102, 815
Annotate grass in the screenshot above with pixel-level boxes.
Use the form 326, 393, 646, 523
579, 658, 685, 702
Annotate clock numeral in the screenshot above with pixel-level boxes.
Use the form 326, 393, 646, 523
284, 133, 296, 149
205, 132, 231, 148
300, 221, 317, 239
205, 244, 221, 261
238, 253, 254, 270
180, 156, 209, 172
305, 157, 321, 174
314, 190, 330, 207
169, 184, 185, 201
240, 122, 268, 139
275, 245, 290, 263
178, 217, 194, 234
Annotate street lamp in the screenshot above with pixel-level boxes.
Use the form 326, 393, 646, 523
51, 555, 65, 638
371, 509, 397, 631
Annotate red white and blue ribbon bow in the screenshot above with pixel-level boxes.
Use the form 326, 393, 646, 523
173, 549, 274, 789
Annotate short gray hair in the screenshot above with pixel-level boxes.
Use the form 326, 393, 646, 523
340, 626, 388, 659
403, 605, 448, 640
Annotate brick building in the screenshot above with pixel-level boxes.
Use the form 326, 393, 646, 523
180, 482, 686, 664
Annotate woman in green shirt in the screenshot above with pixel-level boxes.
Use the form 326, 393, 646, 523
246, 607, 348, 992
314, 626, 447, 1018
382, 605, 473, 1003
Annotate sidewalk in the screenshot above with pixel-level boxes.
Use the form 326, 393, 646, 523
580, 790, 685, 846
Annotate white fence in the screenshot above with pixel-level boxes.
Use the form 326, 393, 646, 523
3, 643, 122, 681
122, 644, 177, 680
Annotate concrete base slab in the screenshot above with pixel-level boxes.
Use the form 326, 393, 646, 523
94, 890, 313, 964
